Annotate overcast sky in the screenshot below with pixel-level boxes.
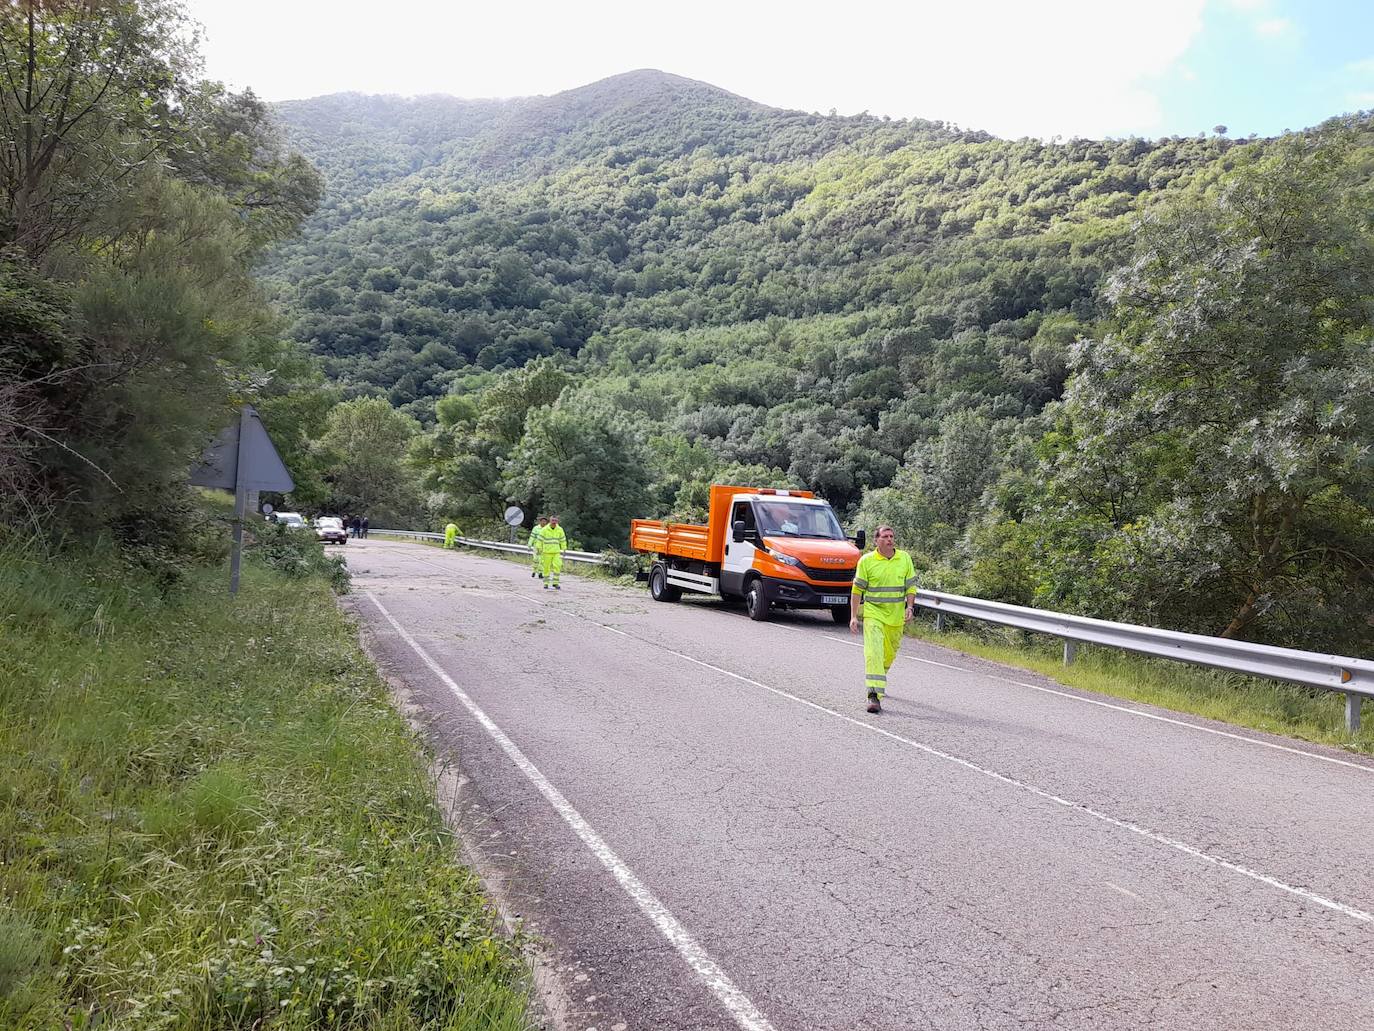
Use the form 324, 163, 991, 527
187, 0, 1374, 139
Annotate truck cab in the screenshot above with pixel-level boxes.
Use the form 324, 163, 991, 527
630, 485, 865, 623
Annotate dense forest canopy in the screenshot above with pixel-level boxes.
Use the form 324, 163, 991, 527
260, 70, 1374, 652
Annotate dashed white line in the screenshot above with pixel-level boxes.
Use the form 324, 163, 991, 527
540, 610, 1374, 925
1105, 881, 1145, 902
370, 545, 1374, 923
821, 631, 1374, 775
366, 592, 777, 1031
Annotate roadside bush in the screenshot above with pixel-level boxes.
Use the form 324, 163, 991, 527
599, 549, 639, 577
248, 522, 350, 593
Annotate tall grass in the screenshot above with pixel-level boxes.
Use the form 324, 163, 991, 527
0, 541, 531, 1029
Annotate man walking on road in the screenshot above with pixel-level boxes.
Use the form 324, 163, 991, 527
850, 525, 917, 713
541, 514, 567, 589
529, 516, 548, 578
443, 521, 459, 549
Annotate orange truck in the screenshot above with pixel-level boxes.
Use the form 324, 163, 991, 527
629, 485, 866, 622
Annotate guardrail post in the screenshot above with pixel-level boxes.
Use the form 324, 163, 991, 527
1346, 693, 1362, 734
934, 611, 945, 632
1063, 639, 1077, 666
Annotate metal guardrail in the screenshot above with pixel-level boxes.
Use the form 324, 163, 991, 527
917, 589, 1372, 731
371, 528, 607, 566
371, 528, 1368, 732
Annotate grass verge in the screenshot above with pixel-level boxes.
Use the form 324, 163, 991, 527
906, 617, 1373, 755
0, 541, 531, 1029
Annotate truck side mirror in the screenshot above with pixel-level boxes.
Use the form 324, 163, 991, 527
855, 529, 866, 550
732, 519, 746, 542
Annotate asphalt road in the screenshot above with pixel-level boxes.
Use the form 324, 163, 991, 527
345, 538, 1374, 1031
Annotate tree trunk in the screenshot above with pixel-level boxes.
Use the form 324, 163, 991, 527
1219, 590, 1260, 639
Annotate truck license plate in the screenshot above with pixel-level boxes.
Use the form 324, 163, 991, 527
822, 595, 848, 606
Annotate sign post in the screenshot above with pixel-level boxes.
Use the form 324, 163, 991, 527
504, 505, 524, 544
189, 405, 295, 595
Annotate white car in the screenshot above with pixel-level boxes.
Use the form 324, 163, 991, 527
314, 516, 348, 545
273, 512, 307, 529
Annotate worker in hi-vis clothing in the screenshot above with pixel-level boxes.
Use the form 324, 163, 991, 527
443, 521, 459, 549
528, 516, 548, 578
541, 514, 567, 590
849, 524, 917, 714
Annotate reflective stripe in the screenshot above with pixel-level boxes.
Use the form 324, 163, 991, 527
865, 586, 905, 595
853, 577, 870, 589
863, 597, 905, 605
905, 577, 918, 588
865, 673, 887, 682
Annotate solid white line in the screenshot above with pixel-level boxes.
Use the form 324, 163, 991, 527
365, 592, 776, 1031
568, 617, 1374, 925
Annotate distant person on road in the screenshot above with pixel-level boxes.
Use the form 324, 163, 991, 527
850, 525, 917, 714
444, 521, 459, 549
529, 516, 549, 578
541, 515, 567, 590
361, 516, 369, 539
351, 515, 362, 538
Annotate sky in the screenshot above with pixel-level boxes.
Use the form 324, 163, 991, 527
187, 0, 1374, 140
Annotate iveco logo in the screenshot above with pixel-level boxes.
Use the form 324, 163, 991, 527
821, 557, 845, 565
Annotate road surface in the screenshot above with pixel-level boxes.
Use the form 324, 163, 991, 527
345, 538, 1374, 1031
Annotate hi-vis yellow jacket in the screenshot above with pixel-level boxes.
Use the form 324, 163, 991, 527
543, 524, 567, 554
851, 549, 917, 625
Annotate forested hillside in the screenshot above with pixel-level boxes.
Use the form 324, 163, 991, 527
264, 71, 1374, 653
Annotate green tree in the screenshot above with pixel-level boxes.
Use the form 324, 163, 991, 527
507, 401, 651, 550
0, 0, 194, 258
1032, 130, 1374, 648
317, 397, 425, 526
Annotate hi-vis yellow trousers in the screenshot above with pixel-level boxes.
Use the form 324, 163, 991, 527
541, 549, 563, 586
863, 619, 904, 699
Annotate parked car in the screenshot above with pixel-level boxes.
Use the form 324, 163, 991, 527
273, 511, 307, 529
315, 516, 347, 545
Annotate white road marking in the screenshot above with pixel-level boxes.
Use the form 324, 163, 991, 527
536, 610, 1374, 925
823, 633, 1374, 775
1105, 881, 1145, 902
375, 544, 1374, 919
383, 541, 1374, 775
366, 592, 777, 1031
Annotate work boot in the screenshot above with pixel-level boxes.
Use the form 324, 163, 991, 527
543, 583, 549, 590
866, 692, 881, 714
553, 583, 561, 590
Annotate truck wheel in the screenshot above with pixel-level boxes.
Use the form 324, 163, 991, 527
830, 605, 849, 624
745, 578, 770, 622
650, 565, 681, 602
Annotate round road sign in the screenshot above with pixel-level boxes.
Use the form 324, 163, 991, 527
504, 505, 524, 527
261, 502, 274, 515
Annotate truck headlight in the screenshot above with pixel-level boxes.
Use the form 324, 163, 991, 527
771, 551, 800, 567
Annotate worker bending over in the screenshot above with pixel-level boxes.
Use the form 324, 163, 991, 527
529, 516, 548, 577
443, 521, 459, 549
849, 525, 917, 713
541, 514, 567, 589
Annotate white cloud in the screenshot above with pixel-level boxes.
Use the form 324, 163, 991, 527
1346, 57, 1374, 76
1255, 17, 1293, 38
1347, 91, 1374, 108
185, 0, 1206, 138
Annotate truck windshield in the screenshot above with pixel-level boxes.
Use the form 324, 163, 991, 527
754, 502, 844, 539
